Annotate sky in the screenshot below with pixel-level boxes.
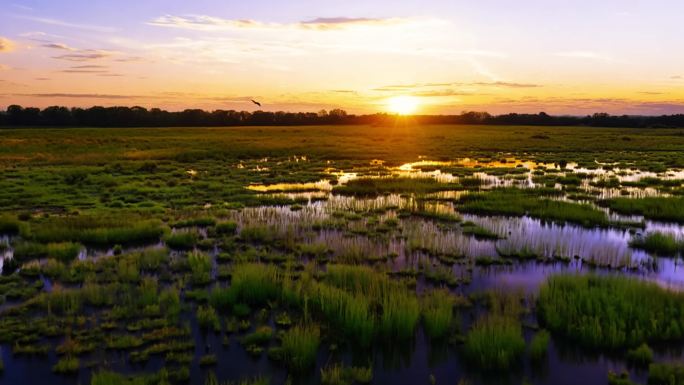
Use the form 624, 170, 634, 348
0, 0, 683, 115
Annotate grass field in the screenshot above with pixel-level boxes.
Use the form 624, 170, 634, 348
1, 124, 684, 385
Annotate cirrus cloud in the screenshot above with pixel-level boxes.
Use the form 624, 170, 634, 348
148, 14, 411, 32
0, 37, 16, 52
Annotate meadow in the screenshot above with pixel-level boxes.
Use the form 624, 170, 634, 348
1, 124, 684, 385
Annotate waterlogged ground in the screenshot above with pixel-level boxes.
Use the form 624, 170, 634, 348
2, 125, 684, 385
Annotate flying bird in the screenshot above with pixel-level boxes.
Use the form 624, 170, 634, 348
251, 99, 262, 107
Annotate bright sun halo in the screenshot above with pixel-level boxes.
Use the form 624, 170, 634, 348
386, 95, 420, 115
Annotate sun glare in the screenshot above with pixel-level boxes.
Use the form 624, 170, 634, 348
386, 95, 420, 115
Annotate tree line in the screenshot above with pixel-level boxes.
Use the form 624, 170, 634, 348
1, 105, 684, 128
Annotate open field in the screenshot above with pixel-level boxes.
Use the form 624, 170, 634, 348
2, 125, 684, 385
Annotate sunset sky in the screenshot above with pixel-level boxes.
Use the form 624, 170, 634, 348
1, 0, 683, 115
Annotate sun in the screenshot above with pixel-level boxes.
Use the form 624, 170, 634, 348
386, 95, 420, 115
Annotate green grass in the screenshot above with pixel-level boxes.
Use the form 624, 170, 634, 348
52, 356, 79, 374
27, 216, 165, 247
626, 343, 653, 366
90, 370, 168, 385
197, 305, 220, 332
629, 232, 684, 256
323, 264, 420, 340
538, 274, 684, 348
463, 316, 526, 370
228, 263, 280, 305
0, 215, 21, 234
459, 188, 610, 227
648, 363, 684, 385
602, 197, 684, 223
164, 231, 198, 250
461, 221, 502, 240
281, 324, 320, 371
172, 217, 216, 228
421, 289, 455, 339
215, 221, 238, 235
241, 326, 274, 346
333, 177, 458, 196
320, 363, 373, 385
188, 251, 212, 285
529, 330, 550, 362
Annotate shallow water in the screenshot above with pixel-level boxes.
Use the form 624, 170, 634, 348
2, 157, 684, 385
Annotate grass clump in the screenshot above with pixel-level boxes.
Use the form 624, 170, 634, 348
90, 370, 168, 385
324, 264, 420, 340
421, 289, 455, 339
602, 197, 684, 223
529, 330, 550, 362
333, 177, 457, 196
52, 356, 79, 374
47, 242, 82, 262
463, 316, 525, 370
229, 263, 280, 305
648, 363, 684, 385
241, 326, 273, 346
197, 305, 220, 332
320, 363, 373, 385
281, 324, 320, 371
188, 251, 212, 285
215, 221, 238, 235
172, 217, 215, 228
0, 215, 21, 234
164, 231, 198, 250
538, 274, 684, 348
626, 343, 653, 366
459, 188, 609, 227
629, 232, 684, 256
29, 216, 165, 247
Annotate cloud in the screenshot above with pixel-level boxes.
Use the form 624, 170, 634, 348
114, 56, 145, 63
52, 50, 113, 61
671, 75, 682, 80
461, 96, 684, 115
554, 51, 612, 61
411, 89, 475, 97
19, 93, 138, 99
148, 14, 409, 32
70, 65, 108, 69
13, 15, 117, 33
374, 81, 541, 92
42, 42, 76, 50
0, 37, 16, 52
0, 64, 11, 71
473, 81, 541, 88
299, 17, 400, 30
60, 69, 109, 73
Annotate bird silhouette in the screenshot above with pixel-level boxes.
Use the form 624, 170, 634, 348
251, 99, 262, 107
